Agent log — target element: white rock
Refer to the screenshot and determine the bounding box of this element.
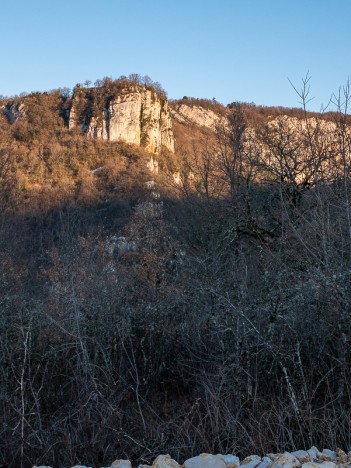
[291,452,310,463]
[152,454,181,468]
[306,448,321,461]
[171,104,226,131]
[70,87,174,154]
[3,102,26,123]
[184,453,226,468]
[257,462,272,468]
[270,452,301,468]
[111,90,171,154]
[172,172,182,185]
[111,460,132,468]
[146,180,155,189]
[321,450,337,461]
[71,465,92,468]
[147,156,159,173]
[302,463,336,468]
[242,462,262,468]
[242,455,262,464]
[215,454,240,467]
[241,456,262,468]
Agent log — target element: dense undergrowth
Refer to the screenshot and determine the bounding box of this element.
[0,83,351,467]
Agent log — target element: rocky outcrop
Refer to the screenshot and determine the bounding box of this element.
[3,101,26,123]
[69,87,174,154]
[171,103,227,130]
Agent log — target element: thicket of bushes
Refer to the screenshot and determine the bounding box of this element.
[0,83,351,467]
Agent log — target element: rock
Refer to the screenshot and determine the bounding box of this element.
[241,456,262,468]
[171,104,226,131]
[306,448,321,461]
[152,454,181,468]
[145,180,155,189]
[291,452,310,463]
[241,463,263,468]
[111,460,132,468]
[320,450,337,461]
[105,235,137,256]
[172,172,182,185]
[242,456,262,464]
[270,452,301,468]
[70,466,92,468]
[258,461,272,468]
[335,448,348,463]
[3,102,26,123]
[69,86,174,154]
[302,463,336,468]
[147,156,159,173]
[215,454,240,468]
[184,453,226,468]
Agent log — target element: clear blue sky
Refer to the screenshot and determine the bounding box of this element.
[1,0,351,110]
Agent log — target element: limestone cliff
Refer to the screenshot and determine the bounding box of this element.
[2,102,26,123]
[171,103,227,130]
[69,86,174,154]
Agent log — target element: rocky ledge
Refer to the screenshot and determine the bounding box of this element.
[33,447,351,468]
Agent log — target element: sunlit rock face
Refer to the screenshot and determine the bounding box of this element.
[171,103,227,130]
[69,87,174,154]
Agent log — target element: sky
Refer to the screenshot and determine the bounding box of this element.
[1,0,351,111]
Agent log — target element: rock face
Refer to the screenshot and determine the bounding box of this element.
[171,103,227,130]
[3,102,26,123]
[69,87,174,154]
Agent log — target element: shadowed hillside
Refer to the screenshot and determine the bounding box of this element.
[0,77,351,467]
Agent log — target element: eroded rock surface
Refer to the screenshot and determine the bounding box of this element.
[171,104,226,130]
[69,87,174,154]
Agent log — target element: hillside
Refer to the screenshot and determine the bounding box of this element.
[0,77,351,467]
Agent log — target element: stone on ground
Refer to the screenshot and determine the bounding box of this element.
[152,454,181,468]
[306,448,321,461]
[184,453,227,468]
[270,452,301,468]
[291,452,310,463]
[111,461,132,468]
[320,450,337,461]
[240,455,263,468]
[302,463,336,468]
[215,454,240,468]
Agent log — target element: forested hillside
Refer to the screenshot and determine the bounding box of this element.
[0,77,351,467]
